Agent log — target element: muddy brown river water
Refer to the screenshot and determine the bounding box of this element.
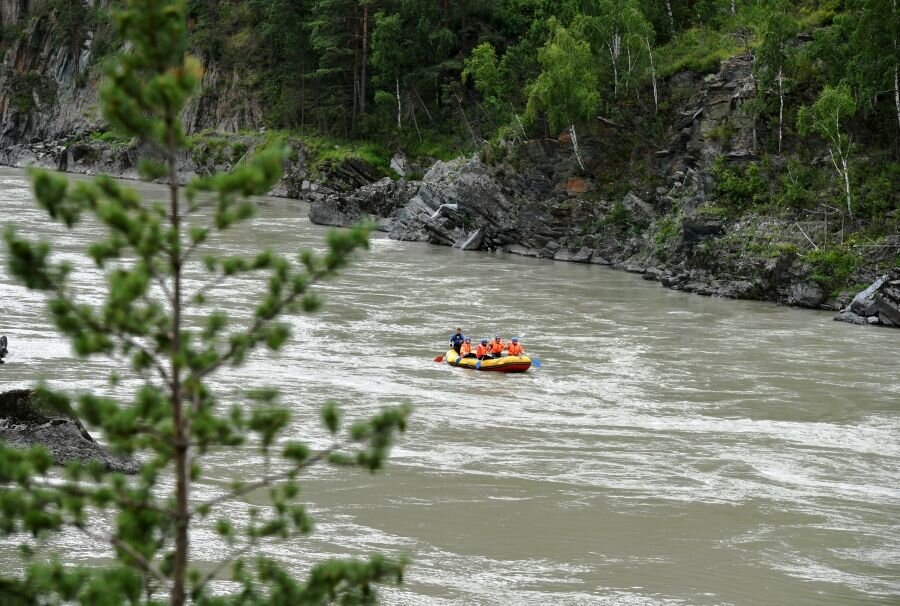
[1,167,898,605]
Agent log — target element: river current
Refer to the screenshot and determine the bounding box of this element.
[1,167,898,605]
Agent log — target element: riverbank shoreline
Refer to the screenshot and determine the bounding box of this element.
[2,149,897,329]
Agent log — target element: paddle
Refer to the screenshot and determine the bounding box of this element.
[433,354,444,362]
[531,357,542,368]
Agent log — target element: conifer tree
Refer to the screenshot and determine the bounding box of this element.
[0,1,409,605]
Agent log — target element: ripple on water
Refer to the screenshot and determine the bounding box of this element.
[1,167,899,605]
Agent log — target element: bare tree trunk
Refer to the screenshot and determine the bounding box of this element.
[456,94,479,146]
[731,0,736,15]
[395,76,402,130]
[777,67,784,153]
[664,0,674,34]
[411,85,435,124]
[361,5,368,116]
[647,37,658,113]
[570,124,585,171]
[411,109,422,142]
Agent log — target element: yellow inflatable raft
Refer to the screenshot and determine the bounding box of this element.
[445,349,532,372]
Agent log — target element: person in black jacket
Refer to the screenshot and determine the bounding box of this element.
[449,327,465,354]
[0,336,7,364]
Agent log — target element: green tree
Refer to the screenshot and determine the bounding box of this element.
[754,0,800,152]
[525,20,599,169]
[842,0,900,134]
[462,42,520,133]
[798,85,858,216]
[0,2,409,605]
[575,0,655,107]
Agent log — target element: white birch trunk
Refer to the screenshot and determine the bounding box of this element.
[570,124,585,171]
[777,67,784,153]
[607,42,618,98]
[829,148,852,216]
[395,76,402,130]
[665,0,674,33]
[647,38,658,113]
[731,0,736,15]
[512,104,527,138]
[841,155,852,216]
[894,62,900,132]
[895,0,899,131]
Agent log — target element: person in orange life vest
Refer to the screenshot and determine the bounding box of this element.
[459,336,475,358]
[476,338,490,360]
[507,337,524,356]
[488,335,504,357]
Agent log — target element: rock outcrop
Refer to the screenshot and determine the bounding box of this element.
[835,272,900,327]
[0,389,138,473]
[307,55,890,315]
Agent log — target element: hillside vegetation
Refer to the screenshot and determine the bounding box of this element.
[0,0,898,296]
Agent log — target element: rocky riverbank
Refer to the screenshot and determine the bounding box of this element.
[1,4,895,327]
[306,56,899,325]
[0,389,138,473]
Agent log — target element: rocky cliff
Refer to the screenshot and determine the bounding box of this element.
[0,0,267,147]
[308,55,899,325]
[1,5,896,326]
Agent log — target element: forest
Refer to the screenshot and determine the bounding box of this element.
[174,0,899,159]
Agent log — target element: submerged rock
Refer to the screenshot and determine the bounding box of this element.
[0,389,138,474]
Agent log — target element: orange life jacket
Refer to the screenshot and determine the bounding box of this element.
[507,342,524,356]
[489,340,504,354]
[460,342,472,355]
[476,344,488,358]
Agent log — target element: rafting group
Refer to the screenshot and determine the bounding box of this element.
[440,327,537,373]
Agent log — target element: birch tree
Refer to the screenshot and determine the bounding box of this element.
[576,0,655,104]
[798,85,858,216]
[370,11,406,131]
[755,0,799,153]
[525,21,599,170]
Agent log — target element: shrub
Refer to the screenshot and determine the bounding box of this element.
[804,247,861,295]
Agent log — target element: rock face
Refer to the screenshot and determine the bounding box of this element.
[836,272,900,327]
[309,177,419,230]
[0,389,138,473]
[302,54,895,323]
[0,1,267,149]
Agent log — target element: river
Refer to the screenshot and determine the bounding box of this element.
[1,166,898,605]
